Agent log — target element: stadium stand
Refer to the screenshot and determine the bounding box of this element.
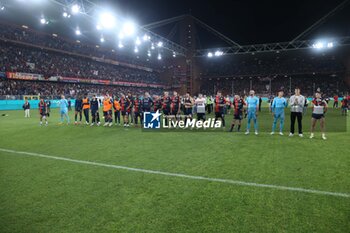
[0,42,163,84]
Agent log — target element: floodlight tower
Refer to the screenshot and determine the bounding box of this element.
[179,15,200,94]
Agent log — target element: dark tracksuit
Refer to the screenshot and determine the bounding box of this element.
[75,99,83,122]
[142,97,154,112]
[90,99,100,123]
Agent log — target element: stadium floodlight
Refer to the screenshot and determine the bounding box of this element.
[135,37,141,45]
[143,34,150,41]
[214,51,223,56]
[100,36,105,43]
[151,43,155,50]
[173,51,176,57]
[207,52,213,58]
[327,42,334,48]
[122,21,136,36]
[98,12,116,29]
[134,47,139,53]
[63,12,70,18]
[147,50,151,57]
[40,18,46,24]
[157,53,162,60]
[157,41,163,47]
[75,28,81,35]
[71,4,80,14]
[312,42,324,49]
[118,32,124,39]
[1,6,4,11]
[118,41,124,48]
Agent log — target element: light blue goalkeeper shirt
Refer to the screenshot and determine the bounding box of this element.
[271,97,287,113]
[59,99,68,112]
[246,96,259,110]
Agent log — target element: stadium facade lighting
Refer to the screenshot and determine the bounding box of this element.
[40,18,46,24]
[75,28,81,35]
[157,53,162,60]
[134,46,139,53]
[135,37,141,45]
[100,36,105,43]
[173,52,176,57]
[122,21,136,36]
[118,32,124,39]
[147,50,151,57]
[214,51,223,56]
[312,42,324,49]
[71,4,80,14]
[157,41,163,47]
[327,42,334,48]
[1,6,4,11]
[62,12,71,18]
[98,12,116,29]
[143,34,150,41]
[151,43,155,50]
[118,41,124,48]
[207,52,213,58]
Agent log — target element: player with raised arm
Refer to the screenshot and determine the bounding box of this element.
[229,94,246,132]
[38,97,48,126]
[245,90,259,135]
[59,95,70,125]
[270,90,287,135]
[310,92,328,140]
[214,91,226,128]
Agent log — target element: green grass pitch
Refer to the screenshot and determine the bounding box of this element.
[0,104,349,233]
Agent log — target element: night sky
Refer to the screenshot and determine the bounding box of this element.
[106,0,350,44]
[1,0,349,48]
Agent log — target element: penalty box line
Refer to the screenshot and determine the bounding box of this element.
[0,148,349,199]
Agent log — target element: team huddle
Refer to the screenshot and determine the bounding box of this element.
[33,87,349,140]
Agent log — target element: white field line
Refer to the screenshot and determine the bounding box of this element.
[0,148,349,198]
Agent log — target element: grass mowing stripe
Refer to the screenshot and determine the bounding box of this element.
[1,147,349,199]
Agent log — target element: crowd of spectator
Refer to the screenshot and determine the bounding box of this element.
[0,79,163,99]
[199,74,349,97]
[198,51,346,77]
[0,23,163,70]
[0,42,163,84]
